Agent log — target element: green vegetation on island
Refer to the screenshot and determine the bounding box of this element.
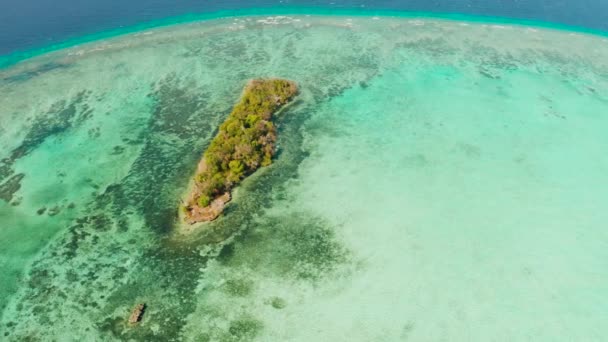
[183,78,298,223]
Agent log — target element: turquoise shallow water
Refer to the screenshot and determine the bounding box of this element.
[1,14,608,341]
[2,8,608,70]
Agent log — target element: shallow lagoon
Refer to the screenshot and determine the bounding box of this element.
[1,15,608,341]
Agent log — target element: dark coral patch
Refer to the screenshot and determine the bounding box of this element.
[0,173,24,202]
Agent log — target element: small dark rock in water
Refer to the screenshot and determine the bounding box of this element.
[270,297,287,309]
[128,303,146,325]
[37,207,47,215]
[479,68,501,79]
[110,145,125,155]
[67,202,76,209]
[10,196,22,206]
[47,206,61,216]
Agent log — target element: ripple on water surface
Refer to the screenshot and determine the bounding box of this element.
[1,15,608,341]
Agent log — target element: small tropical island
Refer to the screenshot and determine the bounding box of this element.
[181,78,298,223]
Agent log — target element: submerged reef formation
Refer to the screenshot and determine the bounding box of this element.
[183,78,298,223]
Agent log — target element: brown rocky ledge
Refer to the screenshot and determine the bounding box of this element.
[128,303,146,325]
[185,191,231,223]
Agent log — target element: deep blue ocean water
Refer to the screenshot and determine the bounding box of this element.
[1,0,608,57]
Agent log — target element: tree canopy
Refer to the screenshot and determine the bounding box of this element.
[184,78,298,220]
